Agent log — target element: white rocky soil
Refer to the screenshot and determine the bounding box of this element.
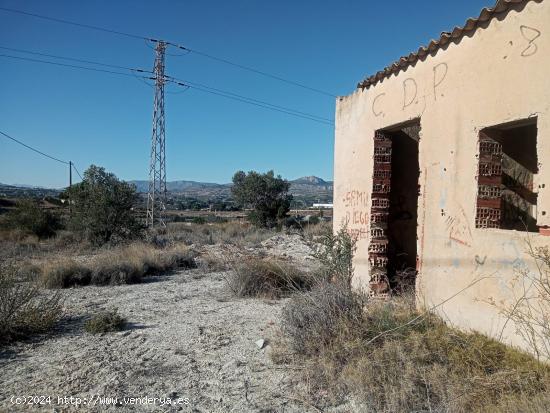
[0,235,340,413]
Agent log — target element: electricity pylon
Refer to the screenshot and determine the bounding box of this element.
[146,41,167,227]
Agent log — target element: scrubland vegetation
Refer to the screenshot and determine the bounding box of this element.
[268,227,550,412]
[2,165,550,412]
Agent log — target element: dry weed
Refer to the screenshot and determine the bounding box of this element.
[0,267,63,343]
[226,257,312,299]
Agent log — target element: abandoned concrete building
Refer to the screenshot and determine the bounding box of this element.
[334,0,549,352]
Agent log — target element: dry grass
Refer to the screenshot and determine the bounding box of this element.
[278,291,550,412]
[226,257,313,299]
[198,253,229,272]
[302,220,332,241]
[0,267,63,344]
[0,228,92,267]
[41,259,91,288]
[159,221,274,247]
[40,243,197,288]
[282,281,365,355]
[84,309,126,334]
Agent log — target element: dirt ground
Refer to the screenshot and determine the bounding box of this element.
[0,235,355,412]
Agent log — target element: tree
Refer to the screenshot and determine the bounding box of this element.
[231,170,292,228]
[67,165,142,245]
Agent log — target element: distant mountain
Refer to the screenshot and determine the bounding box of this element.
[130,180,226,193]
[291,176,332,186]
[130,176,332,195]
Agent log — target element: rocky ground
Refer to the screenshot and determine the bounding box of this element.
[0,235,346,413]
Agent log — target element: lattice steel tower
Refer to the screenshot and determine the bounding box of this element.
[146,41,167,227]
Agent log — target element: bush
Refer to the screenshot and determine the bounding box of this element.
[314,225,356,286]
[4,200,62,239]
[283,216,302,229]
[84,309,126,334]
[0,267,63,343]
[66,165,142,245]
[191,216,207,225]
[231,170,292,228]
[227,257,312,299]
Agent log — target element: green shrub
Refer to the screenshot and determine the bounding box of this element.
[4,200,62,239]
[0,267,63,343]
[66,165,142,245]
[191,216,207,225]
[314,225,356,286]
[231,170,292,228]
[84,309,126,334]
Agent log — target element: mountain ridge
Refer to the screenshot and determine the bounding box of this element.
[128,176,333,194]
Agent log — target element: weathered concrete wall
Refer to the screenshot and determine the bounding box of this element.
[334,0,550,352]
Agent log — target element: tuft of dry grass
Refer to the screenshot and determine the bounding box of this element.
[226,257,313,299]
[40,243,197,288]
[0,267,63,343]
[161,221,274,247]
[278,291,550,412]
[41,259,91,288]
[198,253,229,272]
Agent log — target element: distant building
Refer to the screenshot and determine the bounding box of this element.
[334,0,549,356]
[311,203,333,209]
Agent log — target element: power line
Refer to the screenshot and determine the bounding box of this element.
[0,6,337,98]
[170,80,333,125]
[1,52,333,125]
[0,6,149,41]
[0,130,69,165]
[0,45,152,74]
[0,53,151,79]
[72,163,83,181]
[166,75,334,123]
[171,44,337,98]
[2,129,86,184]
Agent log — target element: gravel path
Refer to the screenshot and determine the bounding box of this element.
[0,269,318,412]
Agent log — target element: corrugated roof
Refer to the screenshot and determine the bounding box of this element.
[357,0,536,90]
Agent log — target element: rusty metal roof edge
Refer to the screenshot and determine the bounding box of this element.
[357,0,531,90]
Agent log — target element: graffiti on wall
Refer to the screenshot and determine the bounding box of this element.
[520,25,541,57]
[342,189,370,240]
[445,206,473,247]
[371,62,449,117]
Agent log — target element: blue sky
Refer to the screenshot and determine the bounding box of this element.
[0,0,491,188]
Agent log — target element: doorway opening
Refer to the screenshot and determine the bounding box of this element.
[369,120,420,295]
